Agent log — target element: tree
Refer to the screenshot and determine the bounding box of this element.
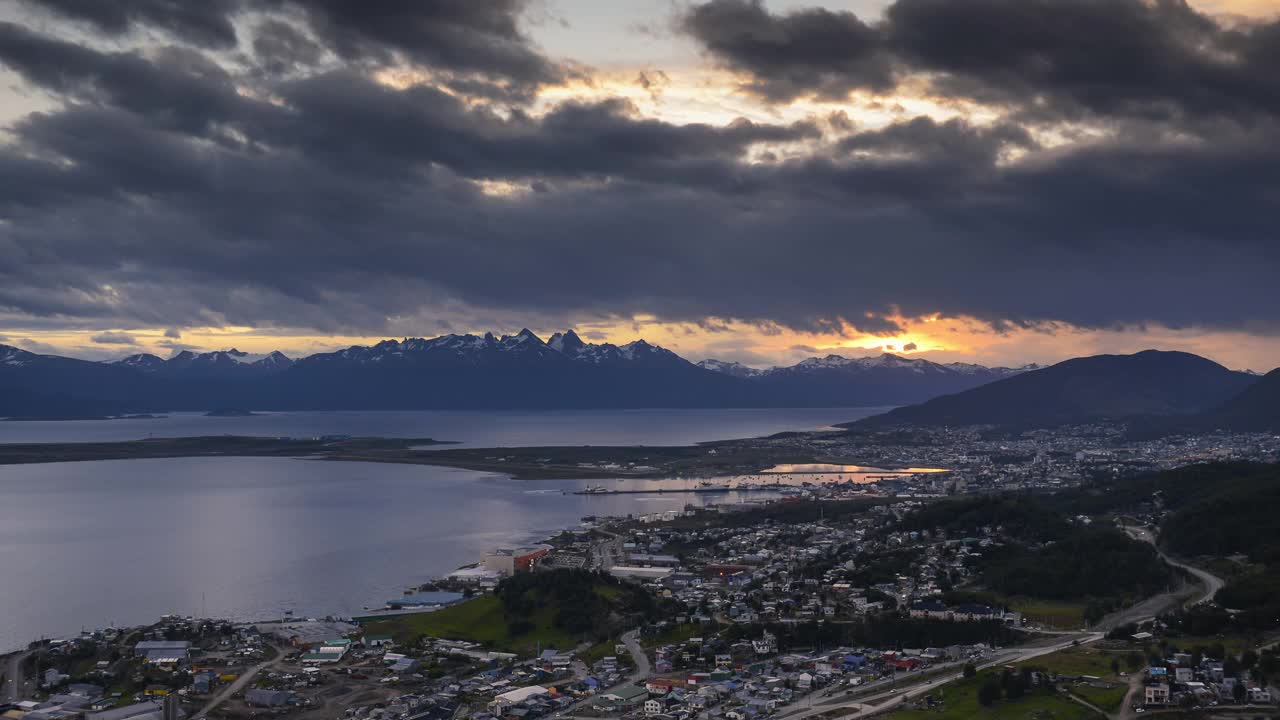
[977,680,1002,707]
[1241,649,1258,669]
[1110,659,1121,675]
[963,663,977,679]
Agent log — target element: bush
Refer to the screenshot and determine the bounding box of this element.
[978,680,1002,706]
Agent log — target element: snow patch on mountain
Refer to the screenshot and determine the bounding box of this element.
[696,359,764,378]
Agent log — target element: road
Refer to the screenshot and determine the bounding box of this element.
[775,631,1104,720]
[3,651,30,704]
[1124,526,1224,608]
[192,646,282,719]
[619,630,650,685]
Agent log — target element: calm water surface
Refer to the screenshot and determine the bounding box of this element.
[0,407,886,446]
[0,408,889,651]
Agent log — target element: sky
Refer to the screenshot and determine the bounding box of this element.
[1,0,1279,372]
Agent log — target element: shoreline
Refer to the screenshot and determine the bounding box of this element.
[0,434,943,479]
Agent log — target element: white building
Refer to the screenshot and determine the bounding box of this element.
[489,685,547,711]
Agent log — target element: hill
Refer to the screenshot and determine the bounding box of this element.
[358,569,661,656]
[850,350,1256,430]
[1192,368,1280,432]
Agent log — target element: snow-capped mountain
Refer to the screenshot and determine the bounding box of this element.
[695,359,764,379]
[111,348,294,379]
[300,329,691,371]
[696,352,1042,407]
[1,344,36,367]
[2,333,1054,417]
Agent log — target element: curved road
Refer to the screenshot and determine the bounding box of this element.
[1123,526,1224,608]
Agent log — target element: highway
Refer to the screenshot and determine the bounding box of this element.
[774,631,1104,720]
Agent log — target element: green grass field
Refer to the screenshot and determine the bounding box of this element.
[360,595,582,656]
[1024,646,1120,677]
[1009,598,1088,629]
[1018,646,1132,713]
[1071,682,1129,712]
[889,671,1098,720]
[642,622,711,649]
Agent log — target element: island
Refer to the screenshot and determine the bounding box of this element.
[0,435,457,466]
[205,408,261,417]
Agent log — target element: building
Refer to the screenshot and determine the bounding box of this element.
[1145,684,1169,706]
[245,689,291,707]
[592,686,649,712]
[489,685,548,712]
[752,631,776,656]
[301,640,350,663]
[133,641,191,665]
[386,592,466,609]
[610,566,674,581]
[86,701,167,720]
[483,546,551,575]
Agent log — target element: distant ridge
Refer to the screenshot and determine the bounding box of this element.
[851,350,1259,430]
[699,353,1038,407]
[1192,368,1280,433]
[0,338,1253,420]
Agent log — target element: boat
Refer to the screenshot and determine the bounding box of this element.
[579,485,609,494]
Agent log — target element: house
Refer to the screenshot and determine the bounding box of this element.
[1174,668,1193,683]
[752,631,777,656]
[647,679,684,696]
[644,699,666,715]
[1248,687,1272,703]
[1144,684,1169,706]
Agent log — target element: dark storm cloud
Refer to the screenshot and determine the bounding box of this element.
[681,0,1280,123]
[250,19,324,76]
[0,9,1278,339]
[18,0,568,98]
[885,0,1280,122]
[679,0,893,102]
[257,0,567,96]
[89,331,139,345]
[18,0,241,48]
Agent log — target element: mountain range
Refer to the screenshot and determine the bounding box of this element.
[4,335,1275,432]
[698,354,1038,406]
[852,350,1270,431]
[0,330,1038,417]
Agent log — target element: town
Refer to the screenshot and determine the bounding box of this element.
[5,451,1279,720]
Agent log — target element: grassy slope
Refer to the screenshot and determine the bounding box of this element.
[361,595,579,656]
[889,671,1097,720]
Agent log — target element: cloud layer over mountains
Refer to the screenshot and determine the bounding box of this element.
[0,0,1277,342]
